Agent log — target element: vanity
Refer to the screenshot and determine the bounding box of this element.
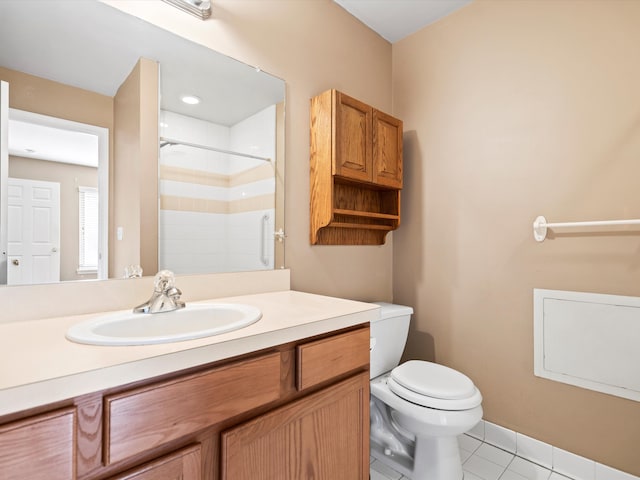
[0,287,377,480]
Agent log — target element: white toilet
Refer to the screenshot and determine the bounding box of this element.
[370,303,483,480]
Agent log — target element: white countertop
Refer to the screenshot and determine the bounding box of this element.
[0,290,378,417]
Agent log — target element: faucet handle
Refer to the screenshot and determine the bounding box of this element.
[165,286,182,299]
[154,269,175,292]
[166,286,186,310]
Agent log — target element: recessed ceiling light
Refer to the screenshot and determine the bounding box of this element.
[181,95,201,105]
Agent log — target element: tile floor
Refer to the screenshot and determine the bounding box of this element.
[370,435,578,480]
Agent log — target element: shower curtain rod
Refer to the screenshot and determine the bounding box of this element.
[533,215,640,242]
[159,136,271,162]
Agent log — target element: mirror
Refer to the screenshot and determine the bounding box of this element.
[0,0,285,285]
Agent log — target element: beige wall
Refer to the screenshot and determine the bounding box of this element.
[112,58,159,278]
[9,156,98,282]
[104,0,394,301]
[392,0,640,475]
[0,67,114,131]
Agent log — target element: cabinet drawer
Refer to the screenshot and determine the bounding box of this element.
[105,352,281,465]
[111,444,201,480]
[0,407,76,479]
[297,327,369,390]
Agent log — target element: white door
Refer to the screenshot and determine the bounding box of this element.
[0,80,8,284]
[7,178,60,285]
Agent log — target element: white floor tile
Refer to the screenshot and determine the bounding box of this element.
[475,443,515,467]
[549,473,574,480]
[469,420,486,441]
[459,434,483,453]
[461,448,475,463]
[367,432,640,480]
[371,459,403,480]
[464,455,508,480]
[501,471,530,480]
[464,472,486,480]
[371,468,392,480]
[507,457,551,480]
[485,422,517,453]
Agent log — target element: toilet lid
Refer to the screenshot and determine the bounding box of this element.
[388,360,482,411]
[391,360,476,400]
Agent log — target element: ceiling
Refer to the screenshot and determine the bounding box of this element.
[0,1,284,127]
[334,0,472,43]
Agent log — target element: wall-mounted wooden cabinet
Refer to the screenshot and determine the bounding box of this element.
[310,89,403,245]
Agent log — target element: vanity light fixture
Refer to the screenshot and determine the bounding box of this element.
[161,0,212,20]
[181,95,201,105]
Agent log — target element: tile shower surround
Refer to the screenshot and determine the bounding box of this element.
[370,420,638,480]
[158,107,276,273]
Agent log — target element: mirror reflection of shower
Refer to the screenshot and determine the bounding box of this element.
[158,106,276,274]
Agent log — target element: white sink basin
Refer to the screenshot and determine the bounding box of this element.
[65,303,262,346]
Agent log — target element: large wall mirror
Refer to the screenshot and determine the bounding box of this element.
[0,0,285,286]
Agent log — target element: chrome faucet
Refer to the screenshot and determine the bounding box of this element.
[133,270,186,314]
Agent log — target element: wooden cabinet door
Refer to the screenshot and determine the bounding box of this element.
[333,91,373,183]
[221,372,369,480]
[111,445,201,480]
[0,407,75,480]
[372,109,403,188]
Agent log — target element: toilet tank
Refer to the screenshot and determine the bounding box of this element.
[370,302,413,379]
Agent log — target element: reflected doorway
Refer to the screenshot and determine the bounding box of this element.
[0,105,109,284]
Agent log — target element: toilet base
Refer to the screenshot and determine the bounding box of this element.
[371,395,464,480]
[372,434,463,480]
[413,435,463,480]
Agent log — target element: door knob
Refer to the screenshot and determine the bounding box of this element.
[12,259,19,266]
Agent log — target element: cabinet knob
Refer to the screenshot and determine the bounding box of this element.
[12,259,19,266]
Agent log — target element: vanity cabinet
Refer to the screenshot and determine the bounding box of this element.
[220,373,369,480]
[0,407,75,479]
[0,325,370,480]
[221,327,370,479]
[310,89,403,245]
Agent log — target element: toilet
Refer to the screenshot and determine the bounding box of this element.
[370,303,483,480]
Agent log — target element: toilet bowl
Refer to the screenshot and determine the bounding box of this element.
[370,303,483,480]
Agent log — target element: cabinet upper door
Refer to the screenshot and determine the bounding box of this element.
[333,91,373,183]
[372,109,403,189]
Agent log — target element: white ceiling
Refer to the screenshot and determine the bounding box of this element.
[334,0,472,43]
[0,1,284,127]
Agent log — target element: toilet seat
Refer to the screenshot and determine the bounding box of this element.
[388,361,482,411]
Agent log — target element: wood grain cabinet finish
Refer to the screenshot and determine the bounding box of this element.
[372,109,403,188]
[105,352,281,465]
[0,325,370,480]
[333,92,373,183]
[310,89,403,245]
[0,407,76,480]
[220,372,370,480]
[110,444,201,480]
[297,327,370,390]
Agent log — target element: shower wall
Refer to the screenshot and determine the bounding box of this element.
[158,107,276,274]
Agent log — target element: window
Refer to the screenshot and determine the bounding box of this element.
[78,186,98,273]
